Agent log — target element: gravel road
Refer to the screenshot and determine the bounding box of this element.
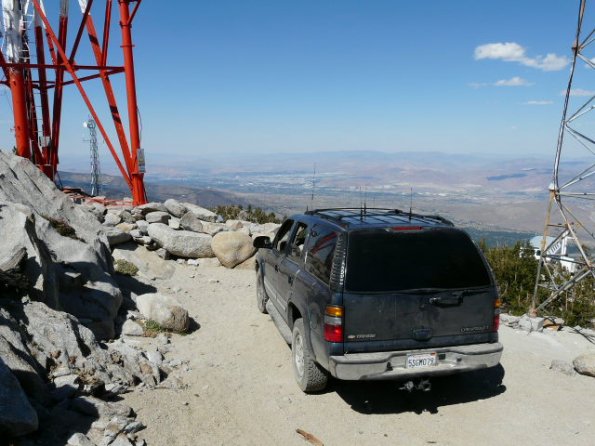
[123,263,595,446]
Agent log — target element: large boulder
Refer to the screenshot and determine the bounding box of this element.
[573,354,595,377]
[182,203,217,222]
[211,232,256,268]
[164,199,187,218]
[112,243,175,280]
[136,293,189,332]
[0,357,38,437]
[179,212,204,233]
[147,223,214,258]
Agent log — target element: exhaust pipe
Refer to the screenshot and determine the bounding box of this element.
[417,379,431,392]
[400,380,416,392]
[399,379,432,392]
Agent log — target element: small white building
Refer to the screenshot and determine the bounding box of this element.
[528,235,577,273]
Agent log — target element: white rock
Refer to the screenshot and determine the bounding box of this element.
[225,219,244,230]
[164,199,187,218]
[67,433,96,446]
[104,212,121,226]
[136,293,189,332]
[136,220,149,235]
[121,320,144,337]
[573,353,595,377]
[168,217,181,230]
[145,211,170,224]
[136,202,168,215]
[211,231,256,268]
[518,315,544,332]
[182,203,217,222]
[116,222,136,233]
[145,350,163,366]
[112,244,175,281]
[103,226,132,247]
[148,223,214,258]
[179,212,204,233]
[200,221,228,236]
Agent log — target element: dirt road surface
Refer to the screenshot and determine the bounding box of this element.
[123,264,595,446]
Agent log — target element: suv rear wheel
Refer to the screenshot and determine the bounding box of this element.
[292,319,328,392]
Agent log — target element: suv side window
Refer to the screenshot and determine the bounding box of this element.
[305,224,338,284]
[273,219,294,252]
[289,222,309,261]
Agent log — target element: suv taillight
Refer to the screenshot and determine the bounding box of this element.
[492,298,502,332]
[324,305,344,342]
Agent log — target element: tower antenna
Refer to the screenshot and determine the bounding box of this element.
[409,187,413,221]
[83,118,100,197]
[532,0,595,315]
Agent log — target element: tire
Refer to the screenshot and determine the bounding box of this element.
[256,271,269,314]
[291,319,328,392]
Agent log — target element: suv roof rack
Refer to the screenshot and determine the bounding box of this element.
[305,208,454,227]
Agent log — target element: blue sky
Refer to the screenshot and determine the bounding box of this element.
[2,0,593,167]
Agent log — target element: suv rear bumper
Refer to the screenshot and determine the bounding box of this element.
[328,342,503,381]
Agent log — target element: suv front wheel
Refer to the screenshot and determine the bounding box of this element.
[291,319,328,392]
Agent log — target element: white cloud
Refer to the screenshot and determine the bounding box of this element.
[474,42,569,71]
[469,76,532,88]
[494,76,532,87]
[523,100,553,105]
[562,88,595,96]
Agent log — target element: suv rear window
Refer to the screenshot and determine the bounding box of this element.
[345,227,491,292]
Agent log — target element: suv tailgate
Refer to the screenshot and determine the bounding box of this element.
[342,227,497,352]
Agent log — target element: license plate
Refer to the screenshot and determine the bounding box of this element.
[406,353,437,369]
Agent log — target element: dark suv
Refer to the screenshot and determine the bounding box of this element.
[253,208,503,392]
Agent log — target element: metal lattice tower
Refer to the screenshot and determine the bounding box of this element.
[0,0,147,205]
[84,118,100,196]
[532,0,595,314]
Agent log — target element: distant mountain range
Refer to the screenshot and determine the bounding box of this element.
[58,150,595,235]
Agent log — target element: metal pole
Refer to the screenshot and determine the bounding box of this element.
[119,0,146,205]
[9,68,31,158]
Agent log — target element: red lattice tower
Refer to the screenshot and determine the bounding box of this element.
[0,0,147,205]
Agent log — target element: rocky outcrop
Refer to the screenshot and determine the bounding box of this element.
[211,232,256,268]
[0,296,189,444]
[147,223,214,258]
[0,201,121,340]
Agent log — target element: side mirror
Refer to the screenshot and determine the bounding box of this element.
[253,236,272,249]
